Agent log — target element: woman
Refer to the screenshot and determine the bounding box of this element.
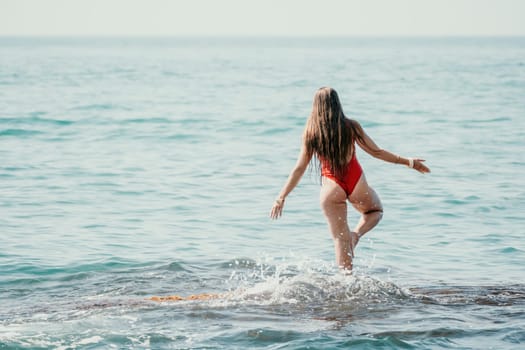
[270,87,430,271]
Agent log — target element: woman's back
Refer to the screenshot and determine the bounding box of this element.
[303,88,362,177]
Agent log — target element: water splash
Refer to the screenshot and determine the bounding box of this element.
[151,256,411,320]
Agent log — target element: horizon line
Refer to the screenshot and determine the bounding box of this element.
[1,34,524,39]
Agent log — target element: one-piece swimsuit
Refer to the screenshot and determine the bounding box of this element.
[321,153,363,196]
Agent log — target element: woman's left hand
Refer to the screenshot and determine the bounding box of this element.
[413,159,431,174]
[270,198,285,219]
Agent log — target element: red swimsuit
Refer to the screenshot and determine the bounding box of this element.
[321,153,363,196]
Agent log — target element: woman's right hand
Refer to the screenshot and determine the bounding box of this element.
[270,197,285,219]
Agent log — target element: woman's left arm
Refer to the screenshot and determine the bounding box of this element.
[270,142,313,219]
[354,121,431,174]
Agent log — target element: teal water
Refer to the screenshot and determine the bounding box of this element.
[1,37,524,349]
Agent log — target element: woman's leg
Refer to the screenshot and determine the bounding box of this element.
[348,174,383,240]
[320,178,357,270]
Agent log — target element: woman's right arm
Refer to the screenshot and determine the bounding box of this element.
[353,120,430,174]
[270,141,313,219]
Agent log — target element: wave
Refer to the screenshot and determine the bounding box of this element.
[1,115,73,126]
[2,257,525,350]
[0,128,44,137]
[144,258,525,317]
[411,284,525,307]
[0,257,151,281]
[145,258,412,318]
[4,256,525,308]
[4,256,525,318]
[122,117,173,124]
[70,103,131,111]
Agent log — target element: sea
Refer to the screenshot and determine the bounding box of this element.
[1,36,524,349]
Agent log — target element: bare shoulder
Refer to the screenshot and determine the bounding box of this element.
[345,117,359,126]
[346,118,364,134]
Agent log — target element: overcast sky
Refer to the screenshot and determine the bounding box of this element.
[1,0,524,37]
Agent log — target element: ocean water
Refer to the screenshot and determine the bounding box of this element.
[0,36,524,349]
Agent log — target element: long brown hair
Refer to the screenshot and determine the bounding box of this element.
[303,87,362,177]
